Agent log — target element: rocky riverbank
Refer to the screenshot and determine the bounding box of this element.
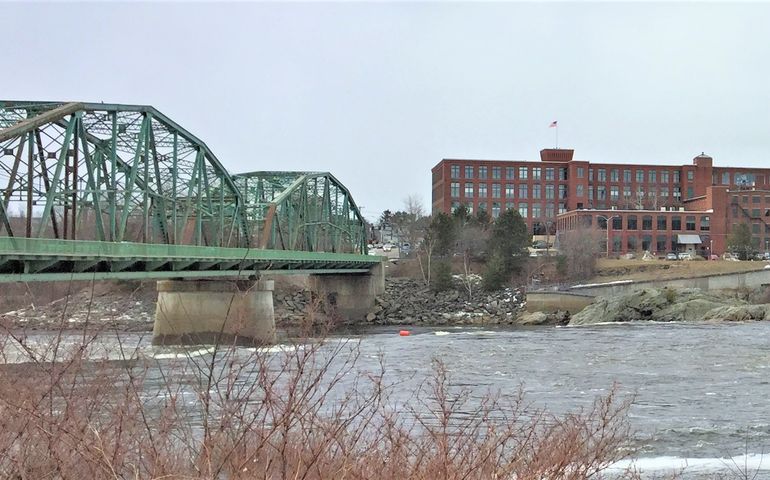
[570,286,770,325]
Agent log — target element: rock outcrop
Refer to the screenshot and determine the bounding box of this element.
[363,277,527,326]
[570,286,770,325]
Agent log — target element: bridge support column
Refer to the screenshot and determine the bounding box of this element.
[153,279,276,346]
[310,261,385,321]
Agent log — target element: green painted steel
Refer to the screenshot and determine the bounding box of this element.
[0,237,380,281]
[0,101,249,247]
[232,171,367,253]
[0,101,376,282]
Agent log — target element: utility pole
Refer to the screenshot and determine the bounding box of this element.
[598,214,620,258]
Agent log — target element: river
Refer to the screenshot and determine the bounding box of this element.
[4,321,770,478]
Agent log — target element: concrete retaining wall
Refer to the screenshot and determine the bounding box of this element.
[526,292,595,313]
[568,268,770,298]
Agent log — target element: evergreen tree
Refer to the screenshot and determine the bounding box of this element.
[482,209,530,290]
[727,223,754,260]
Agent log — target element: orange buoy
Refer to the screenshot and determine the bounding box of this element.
[399,330,411,336]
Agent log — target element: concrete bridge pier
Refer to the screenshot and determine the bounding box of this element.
[153,279,276,346]
[310,261,385,321]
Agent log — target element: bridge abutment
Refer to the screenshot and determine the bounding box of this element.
[153,279,276,346]
[310,261,385,321]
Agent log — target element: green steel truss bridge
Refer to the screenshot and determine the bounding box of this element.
[0,101,377,282]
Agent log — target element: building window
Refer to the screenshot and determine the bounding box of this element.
[636,170,644,183]
[660,187,669,198]
[589,168,594,181]
[491,183,501,198]
[753,196,761,204]
[451,201,460,212]
[628,215,638,230]
[478,202,487,213]
[687,170,694,181]
[700,216,710,231]
[752,208,761,218]
[464,183,474,198]
[532,167,541,180]
[492,166,501,179]
[642,215,653,230]
[451,165,460,179]
[722,172,730,185]
[627,236,638,251]
[752,223,760,234]
[623,186,632,200]
[519,184,528,199]
[532,184,541,199]
[672,216,681,230]
[492,202,501,218]
[648,170,657,184]
[598,169,606,182]
[674,171,681,183]
[612,236,622,252]
[598,216,608,229]
[588,187,594,201]
[559,204,567,214]
[656,235,667,253]
[598,186,606,200]
[518,203,528,218]
[519,167,528,180]
[657,216,667,230]
[577,167,585,178]
[505,184,515,198]
[612,217,622,230]
[611,169,619,182]
[687,187,694,198]
[642,234,652,251]
[546,168,555,180]
[546,204,555,217]
[532,204,541,218]
[610,186,619,201]
[661,170,669,183]
[505,202,514,211]
[450,182,460,198]
[624,169,632,183]
[479,166,488,180]
[559,184,567,199]
[559,167,568,181]
[576,184,584,197]
[505,167,515,179]
[673,187,681,199]
[545,184,554,199]
[464,165,474,179]
[478,183,488,198]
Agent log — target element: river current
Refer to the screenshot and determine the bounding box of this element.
[5,321,770,478]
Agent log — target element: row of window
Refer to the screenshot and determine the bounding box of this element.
[449,164,695,184]
[450,201,567,219]
[588,185,685,200]
[449,182,567,200]
[588,215,710,231]
[607,235,705,253]
[450,165,568,181]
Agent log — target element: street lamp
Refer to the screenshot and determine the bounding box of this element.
[597,214,620,258]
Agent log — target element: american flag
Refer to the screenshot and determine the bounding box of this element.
[549,121,558,128]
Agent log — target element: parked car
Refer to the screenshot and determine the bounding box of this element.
[677,252,693,260]
[382,244,393,252]
[666,252,678,261]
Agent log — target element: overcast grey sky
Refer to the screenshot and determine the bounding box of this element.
[3,2,770,220]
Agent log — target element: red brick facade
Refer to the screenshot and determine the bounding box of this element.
[431,150,770,255]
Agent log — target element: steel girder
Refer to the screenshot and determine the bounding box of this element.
[233,171,367,254]
[0,101,250,247]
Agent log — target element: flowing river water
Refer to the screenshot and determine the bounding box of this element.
[4,321,770,478]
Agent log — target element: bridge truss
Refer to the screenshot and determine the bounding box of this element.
[0,101,375,281]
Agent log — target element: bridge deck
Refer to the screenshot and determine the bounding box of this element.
[0,238,381,282]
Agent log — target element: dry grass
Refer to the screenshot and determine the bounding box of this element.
[0,285,645,479]
[590,258,768,284]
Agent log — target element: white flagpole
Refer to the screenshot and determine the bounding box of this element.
[556,123,558,149]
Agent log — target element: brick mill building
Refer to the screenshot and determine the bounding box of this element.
[431,149,770,256]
